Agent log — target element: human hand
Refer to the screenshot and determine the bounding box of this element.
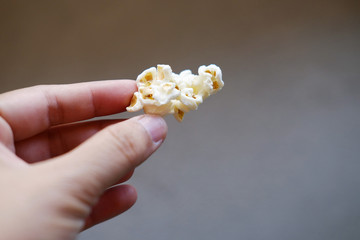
[0,80,167,240]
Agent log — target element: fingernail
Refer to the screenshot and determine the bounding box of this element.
[136,115,167,144]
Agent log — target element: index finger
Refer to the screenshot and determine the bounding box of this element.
[0,80,137,141]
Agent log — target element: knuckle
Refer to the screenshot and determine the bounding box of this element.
[106,122,149,168]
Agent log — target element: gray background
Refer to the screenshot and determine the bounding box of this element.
[1,0,360,239]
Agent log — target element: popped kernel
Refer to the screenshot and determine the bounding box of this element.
[127,64,224,122]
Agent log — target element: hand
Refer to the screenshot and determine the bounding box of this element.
[0,80,167,240]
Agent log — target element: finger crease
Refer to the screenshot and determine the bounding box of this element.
[42,87,65,126]
[88,86,98,118]
[48,126,67,157]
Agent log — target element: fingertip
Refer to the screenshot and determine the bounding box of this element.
[110,184,138,207]
[116,169,135,184]
[134,115,168,146]
[83,184,137,230]
[119,79,138,92]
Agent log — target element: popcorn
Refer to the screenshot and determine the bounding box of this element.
[126,64,224,122]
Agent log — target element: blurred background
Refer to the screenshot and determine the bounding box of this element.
[1,0,360,239]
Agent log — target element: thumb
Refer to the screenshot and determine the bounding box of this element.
[50,114,167,196]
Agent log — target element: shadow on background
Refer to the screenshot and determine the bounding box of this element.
[1,1,360,239]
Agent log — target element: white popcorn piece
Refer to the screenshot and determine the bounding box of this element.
[127,64,224,122]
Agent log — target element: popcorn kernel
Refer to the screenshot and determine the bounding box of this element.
[126,64,223,122]
[129,95,137,107]
[213,81,219,90]
[145,72,153,81]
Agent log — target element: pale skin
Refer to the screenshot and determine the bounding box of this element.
[0,80,168,240]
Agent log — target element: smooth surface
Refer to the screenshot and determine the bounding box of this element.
[1,1,360,239]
